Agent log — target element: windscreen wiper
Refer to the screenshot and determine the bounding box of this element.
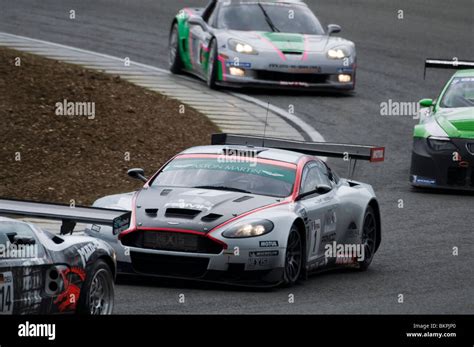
[193,185,253,194]
[258,3,280,32]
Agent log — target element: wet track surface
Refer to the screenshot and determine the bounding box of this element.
[1,0,473,313]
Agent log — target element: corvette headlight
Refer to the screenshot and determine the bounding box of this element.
[327,48,349,59]
[427,136,457,151]
[229,39,258,55]
[222,219,274,238]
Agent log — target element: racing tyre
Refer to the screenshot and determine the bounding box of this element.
[282,225,303,286]
[207,38,219,89]
[77,260,114,315]
[169,23,183,74]
[357,206,377,271]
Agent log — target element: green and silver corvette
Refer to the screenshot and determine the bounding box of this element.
[168,0,356,91]
[410,59,474,190]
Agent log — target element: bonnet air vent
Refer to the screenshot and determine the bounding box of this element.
[145,208,158,216]
[233,196,254,203]
[165,208,201,219]
[282,51,302,55]
[201,213,223,222]
[160,189,172,196]
[52,236,64,244]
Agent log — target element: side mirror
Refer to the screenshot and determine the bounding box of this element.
[419,98,434,108]
[316,184,332,195]
[327,24,342,35]
[127,168,148,182]
[188,16,207,30]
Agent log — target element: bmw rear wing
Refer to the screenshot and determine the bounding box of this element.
[424,58,474,78]
[0,199,131,235]
[211,133,385,178]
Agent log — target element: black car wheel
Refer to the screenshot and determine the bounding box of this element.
[169,23,183,74]
[77,260,114,315]
[207,39,218,89]
[357,206,377,271]
[283,225,303,286]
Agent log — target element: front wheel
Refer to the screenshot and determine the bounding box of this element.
[77,260,114,315]
[207,39,219,89]
[169,23,183,74]
[282,226,303,286]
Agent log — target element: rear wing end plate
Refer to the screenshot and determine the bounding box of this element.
[0,199,131,235]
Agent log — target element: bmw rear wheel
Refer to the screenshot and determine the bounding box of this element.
[357,206,377,271]
[283,226,303,286]
[169,23,183,74]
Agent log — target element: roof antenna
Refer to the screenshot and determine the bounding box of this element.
[262,102,270,147]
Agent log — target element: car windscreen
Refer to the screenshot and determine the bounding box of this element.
[151,156,296,198]
[217,2,324,34]
[440,77,474,108]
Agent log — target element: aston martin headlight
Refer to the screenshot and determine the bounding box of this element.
[222,219,274,238]
[327,48,349,59]
[228,39,258,55]
[427,136,457,151]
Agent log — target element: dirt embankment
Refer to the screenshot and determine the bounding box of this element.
[0,48,219,205]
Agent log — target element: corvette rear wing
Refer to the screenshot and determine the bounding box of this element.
[424,58,474,78]
[211,133,385,178]
[0,199,131,235]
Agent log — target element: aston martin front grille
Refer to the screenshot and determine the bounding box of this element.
[121,230,223,254]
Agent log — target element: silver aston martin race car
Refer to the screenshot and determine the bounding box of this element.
[169,0,357,91]
[84,134,384,287]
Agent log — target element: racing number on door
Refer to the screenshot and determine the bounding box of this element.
[0,272,14,314]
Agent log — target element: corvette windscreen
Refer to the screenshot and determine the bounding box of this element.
[152,157,296,198]
[217,3,324,35]
[440,77,474,108]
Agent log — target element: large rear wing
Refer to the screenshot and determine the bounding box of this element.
[424,58,474,78]
[0,199,131,235]
[211,133,385,162]
[211,133,384,178]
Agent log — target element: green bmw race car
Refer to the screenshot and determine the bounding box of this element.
[410,59,474,190]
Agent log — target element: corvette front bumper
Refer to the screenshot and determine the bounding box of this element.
[216,52,356,91]
[217,71,355,90]
[410,137,474,191]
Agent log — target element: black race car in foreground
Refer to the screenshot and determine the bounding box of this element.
[0,201,130,314]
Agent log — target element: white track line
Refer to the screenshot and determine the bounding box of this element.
[0,32,325,143]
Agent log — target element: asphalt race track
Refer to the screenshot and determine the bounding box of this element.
[1,0,473,313]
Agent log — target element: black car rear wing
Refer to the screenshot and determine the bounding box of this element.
[424,58,474,78]
[211,133,385,178]
[0,199,131,235]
